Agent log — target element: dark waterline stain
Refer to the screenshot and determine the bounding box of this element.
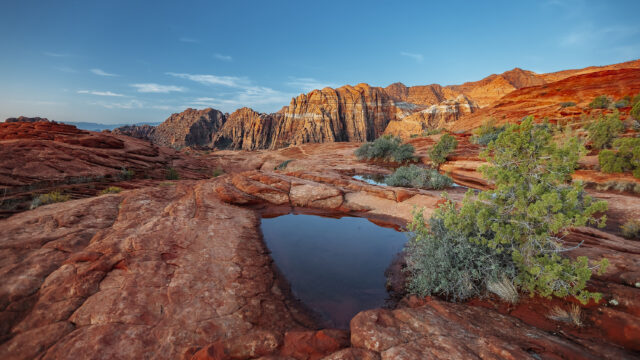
[261,213,407,329]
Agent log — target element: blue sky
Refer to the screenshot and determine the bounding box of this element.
[1,0,639,124]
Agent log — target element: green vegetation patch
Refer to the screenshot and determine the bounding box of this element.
[354,135,415,162]
[31,190,71,209]
[587,112,624,150]
[100,186,123,194]
[166,167,180,180]
[598,137,640,178]
[588,95,612,109]
[384,165,452,190]
[405,117,609,304]
[428,134,458,166]
[470,119,506,146]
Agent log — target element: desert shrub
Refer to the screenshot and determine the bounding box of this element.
[404,207,516,302]
[471,119,506,146]
[428,134,458,166]
[166,167,180,180]
[274,159,293,170]
[614,99,630,108]
[119,167,135,180]
[406,117,609,304]
[632,101,640,121]
[620,219,640,240]
[211,168,225,177]
[595,180,640,194]
[384,165,453,190]
[423,128,443,136]
[30,190,71,209]
[560,101,577,108]
[587,112,624,149]
[354,135,415,162]
[100,186,122,194]
[589,95,612,109]
[598,138,640,178]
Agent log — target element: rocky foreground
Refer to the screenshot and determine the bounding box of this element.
[1,122,640,359]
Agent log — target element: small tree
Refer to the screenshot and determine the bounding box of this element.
[588,95,612,109]
[471,119,506,146]
[587,112,624,150]
[405,117,609,304]
[428,134,458,166]
[598,138,640,178]
[631,101,640,121]
[354,135,415,162]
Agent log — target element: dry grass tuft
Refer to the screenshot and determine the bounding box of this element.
[487,276,519,304]
[548,304,583,327]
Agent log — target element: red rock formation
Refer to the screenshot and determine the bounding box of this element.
[212,107,279,150]
[450,68,640,132]
[270,84,398,148]
[384,95,479,138]
[4,116,51,123]
[152,108,226,149]
[111,124,156,141]
[0,121,217,217]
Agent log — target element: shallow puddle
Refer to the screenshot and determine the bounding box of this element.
[261,213,407,329]
[352,174,387,186]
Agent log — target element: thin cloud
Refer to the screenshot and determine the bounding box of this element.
[560,24,640,47]
[44,51,71,57]
[91,99,144,109]
[166,72,248,87]
[214,53,233,62]
[179,37,199,43]
[77,90,125,97]
[400,52,424,63]
[130,83,187,93]
[286,77,337,92]
[90,68,119,77]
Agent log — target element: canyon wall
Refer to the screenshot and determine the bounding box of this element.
[112,59,640,150]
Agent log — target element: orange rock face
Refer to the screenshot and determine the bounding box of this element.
[212,107,280,150]
[450,67,640,132]
[0,121,218,217]
[152,107,226,149]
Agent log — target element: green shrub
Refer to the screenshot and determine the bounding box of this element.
[595,180,640,194]
[166,167,180,180]
[119,167,135,180]
[428,134,458,166]
[423,128,443,136]
[621,219,640,240]
[274,160,293,170]
[598,138,640,178]
[100,186,122,194]
[354,135,415,162]
[560,101,577,108]
[404,207,516,302]
[589,95,612,109]
[406,117,609,305]
[631,101,640,121]
[471,119,506,146]
[384,165,453,190]
[614,99,630,108]
[211,168,225,177]
[30,190,71,209]
[587,112,624,149]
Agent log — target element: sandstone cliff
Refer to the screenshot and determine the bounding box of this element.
[152,107,225,149]
[385,95,479,138]
[110,59,640,150]
[212,107,279,150]
[112,124,156,141]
